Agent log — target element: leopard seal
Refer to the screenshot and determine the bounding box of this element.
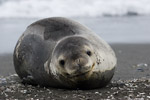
[13,17,117,89]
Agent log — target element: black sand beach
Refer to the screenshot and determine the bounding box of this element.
[0,44,150,99]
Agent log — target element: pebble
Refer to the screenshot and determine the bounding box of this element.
[147,96,150,98]
[0,74,150,99]
[137,63,148,67]
[94,92,99,94]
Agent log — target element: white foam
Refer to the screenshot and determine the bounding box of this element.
[0,0,150,18]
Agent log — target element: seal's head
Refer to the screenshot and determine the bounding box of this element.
[50,36,96,84]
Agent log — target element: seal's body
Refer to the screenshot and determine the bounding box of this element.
[13,17,117,89]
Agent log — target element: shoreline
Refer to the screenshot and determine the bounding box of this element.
[1,43,150,79]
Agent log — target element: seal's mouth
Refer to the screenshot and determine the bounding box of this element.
[69,63,95,78]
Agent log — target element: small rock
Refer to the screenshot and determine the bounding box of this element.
[147,96,150,98]
[137,63,148,67]
[137,68,144,72]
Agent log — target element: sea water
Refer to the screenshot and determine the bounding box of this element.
[0,0,150,18]
[0,16,150,54]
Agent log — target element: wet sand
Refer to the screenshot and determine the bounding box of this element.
[0,44,150,99]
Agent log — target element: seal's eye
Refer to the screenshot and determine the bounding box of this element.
[59,60,65,66]
[86,51,92,56]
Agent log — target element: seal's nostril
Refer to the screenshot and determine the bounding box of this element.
[77,58,81,64]
[75,58,88,70]
[76,58,83,66]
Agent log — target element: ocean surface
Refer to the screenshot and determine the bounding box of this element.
[0,0,150,54]
[0,16,150,54]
